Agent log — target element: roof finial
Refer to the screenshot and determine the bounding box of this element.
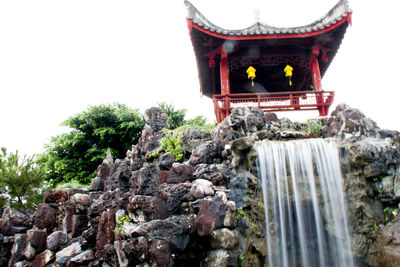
[254,8,261,23]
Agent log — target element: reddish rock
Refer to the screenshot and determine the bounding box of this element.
[43,189,68,203]
[123,236,148,262]
[159,171,170,185]
[0,208,33,235]
[71,215,89,237]
[167,163,194,184]
[34,204,56,232]
[192,194,228,236]
[127,195,168,221]
[29,250,55,267]
[149,240,173,267]
[95,209,115,258]
[70,249,95,264]
[8,234,27,265]
[27,230,47,250]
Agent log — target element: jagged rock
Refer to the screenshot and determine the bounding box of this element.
[88,189,127,219]
[34,204,56,232]
[231,136,257,169]
[264,112,278,122]
[130,163,160,196]
[189,141,222,165]
[21,230,47,259]
[132,219,183,240]
[8,234,27,266]
[89,177,103,191]
[70,249,95,263]
[144,107,169,132]
[69,193,92,213]
[367,217,400,267]
[158,183,191,215]
[104,158,131,192]
[70,214,89,237]
[96,150,113,179]
[158,152,175,171]
[245,107,265,132]
[0,208,33,235]
[167,163,194,184]
[324,104,380,138]
[43,189,69,203]
[123,236,148,263]
[46,231,68,251]
[180,127,212,154]
[192,193,228,236]
[193,163,230,185]
[29,250,54,267]
[114,241,128,267]
[210,228,239,249]
[127,195,168,221]
[55,242,82,263]
[204,249,229,267]
[149,239,173,267]
[95,209,115,258]
[189,179,214,199]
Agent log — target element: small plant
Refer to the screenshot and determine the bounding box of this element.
[151,129,183,161]
[299,120,323,137]
[236,207,245,220]
[373,223,380,234]
[116,215,132,234]
[239,254,245,261]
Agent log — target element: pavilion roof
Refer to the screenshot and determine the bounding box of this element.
[185,0,352,39]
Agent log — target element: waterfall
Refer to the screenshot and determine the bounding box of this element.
[256,139,354,267]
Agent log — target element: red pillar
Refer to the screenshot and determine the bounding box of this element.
[310,47,326,116]
[220,52,230,95]
[310,48,322,92]
[220,52,230,120]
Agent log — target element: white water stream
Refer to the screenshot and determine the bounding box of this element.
[256,139,354,267]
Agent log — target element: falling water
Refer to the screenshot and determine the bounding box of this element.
[256,139,354,267]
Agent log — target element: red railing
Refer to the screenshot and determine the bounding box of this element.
[213,90,334,123]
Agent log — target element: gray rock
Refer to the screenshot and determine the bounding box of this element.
[34,204,56,232]
[167,163,194,184]
[70,249,95,263]
[130,163,160,196]
[189,179,214,199]
[189,141,222,165]
[204,249,229,267]
[89,177,103,191]
[46,231,68,251]
[210,228,239,249]
[158,152,175,171]
[55,242,82,262]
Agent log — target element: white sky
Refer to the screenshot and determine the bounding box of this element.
[1,0,399,156]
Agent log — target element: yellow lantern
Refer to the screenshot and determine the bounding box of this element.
[246,66,256,86]
[284,64,293,86]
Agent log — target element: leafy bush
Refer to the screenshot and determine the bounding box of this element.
[151,129,184,161]
[0,147,47,210]
[41,103,144,184]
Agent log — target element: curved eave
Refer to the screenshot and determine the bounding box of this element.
[187,14,351,41]
[185,0,352,40]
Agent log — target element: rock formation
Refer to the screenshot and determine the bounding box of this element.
[1,104,400,266]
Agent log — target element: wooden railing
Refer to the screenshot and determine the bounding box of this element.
[213,91,334,123]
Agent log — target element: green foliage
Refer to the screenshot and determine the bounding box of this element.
[294,120,323,137]
[239,254,245,261]
[116,215,132,234]
[0,147,46,210]
[236,207,245,220]
[41,103,144,184]
[55,179,89,190]
[151,129,184,162]
[158,102,187,130]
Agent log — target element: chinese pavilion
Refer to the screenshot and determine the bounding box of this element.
[185,0,352,123]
